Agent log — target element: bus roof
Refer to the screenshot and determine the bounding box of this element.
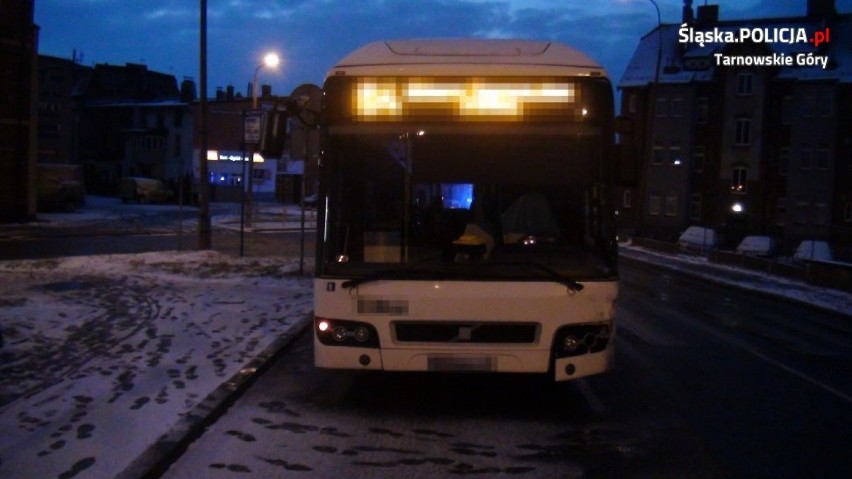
[327,39,608,79]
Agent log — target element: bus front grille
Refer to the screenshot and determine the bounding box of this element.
[393,322,538,344]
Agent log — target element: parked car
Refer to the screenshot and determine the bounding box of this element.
[736,235,776,257]
[119,177,171,204]
[677,226,716,253]
[793,240,832,262]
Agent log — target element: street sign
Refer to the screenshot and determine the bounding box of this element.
[244,112,262,144]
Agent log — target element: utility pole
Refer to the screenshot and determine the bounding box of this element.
[197,0,212,249]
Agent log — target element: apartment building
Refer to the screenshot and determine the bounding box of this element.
[618,0,851,258]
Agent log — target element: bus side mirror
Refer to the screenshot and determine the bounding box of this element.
[259,109,289,159]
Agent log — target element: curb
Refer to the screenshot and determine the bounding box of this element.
[115,313,313,479]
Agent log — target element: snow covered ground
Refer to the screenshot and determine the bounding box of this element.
[0,251,313,479]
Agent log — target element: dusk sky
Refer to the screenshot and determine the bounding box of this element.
[35,0,852,99]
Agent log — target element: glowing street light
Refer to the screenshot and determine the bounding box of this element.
[245,51,279,232]
[252,52,280,109]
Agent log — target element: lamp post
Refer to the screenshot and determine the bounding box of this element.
[246,52,279,228]
[197,0,211,249]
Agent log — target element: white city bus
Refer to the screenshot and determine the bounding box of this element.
[313,39,619,381]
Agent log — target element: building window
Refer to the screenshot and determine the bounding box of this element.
[776,197,787,226]
[696,97,708,124]
[737,73,753,96]
[669,144,682,166]
[689,194,702,220]
[670,97,683,118]
[665,193,678,217]
[731,166,747,193]
[815,145,830,170]
[803,92,816,117]
[814,203,828,226]
[648,194,661,216]
[734,117,751,146]
[174,111,183,127]
[800,145,812,170]
[818,89,833,118]
[693,145,705,172]
[794,197,809,225]
[623,190,633,208]
[781,95,794,125]
[778,147,790,176]
[652,142,665,165]
[174,135,182,156]
[628,94,638,114]
[655,98,667,117]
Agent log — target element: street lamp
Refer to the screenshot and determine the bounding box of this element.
[252,52,280,109]
[246,51,279,229]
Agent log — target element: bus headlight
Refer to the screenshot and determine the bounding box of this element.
[333,326,348,342]
[354,326,371,343]
[553,324,610,358]
[562,335,580,353]
[315,317,380,348]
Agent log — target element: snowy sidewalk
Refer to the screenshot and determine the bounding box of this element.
[620,245,852,318]
[0,251,313,479]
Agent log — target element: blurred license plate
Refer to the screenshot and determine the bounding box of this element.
[427,356,495,372]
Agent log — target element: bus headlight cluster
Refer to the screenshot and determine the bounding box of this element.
[553,324,610,358]
[315,317,380,348]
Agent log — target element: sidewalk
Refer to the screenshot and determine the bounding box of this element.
[0,251,314,479]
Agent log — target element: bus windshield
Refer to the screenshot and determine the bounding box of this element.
[319,129,617,282]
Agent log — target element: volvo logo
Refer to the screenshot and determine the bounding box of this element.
[451,325,477,342]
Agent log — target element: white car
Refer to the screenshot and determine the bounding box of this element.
[678,226,716,253]
[793,240,832,262]
[736,236,776,257]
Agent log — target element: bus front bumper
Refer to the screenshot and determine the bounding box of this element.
[313,336,613,381]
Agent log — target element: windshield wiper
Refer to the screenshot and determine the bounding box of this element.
[340,256,445,290]
[510,261,584,293]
